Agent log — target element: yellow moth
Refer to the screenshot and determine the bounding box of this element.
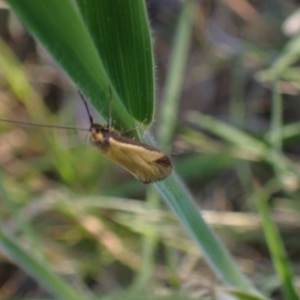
[81,93,172,184]
[0,92,172,183]
[89,124,172,183]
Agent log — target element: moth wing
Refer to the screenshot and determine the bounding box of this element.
[104,137,172,183]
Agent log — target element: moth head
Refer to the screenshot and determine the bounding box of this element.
[90,124,109,149]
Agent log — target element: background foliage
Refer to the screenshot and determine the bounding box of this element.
[1,0,300,299]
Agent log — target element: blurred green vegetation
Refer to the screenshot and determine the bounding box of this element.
[1,0,300,299]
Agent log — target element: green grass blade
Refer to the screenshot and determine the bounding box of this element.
[130,188,161,290]
[7,0,134,129]
[257,33,300,80]
[75,0,154,124]
[265,121,300,141]
[189,112,268,155]
[158,0,196,149]
[189,112,300,180]
[267,81,295,198]
[151,168,261,296]
[227,289,269,300]
[229,53,246,127]
[269,81,282,151]
[254,184,298,300]
[0,229,86,300]
[0,37,48,120]
[0,169,43,259]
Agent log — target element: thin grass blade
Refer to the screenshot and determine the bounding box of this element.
[254,183,298,300]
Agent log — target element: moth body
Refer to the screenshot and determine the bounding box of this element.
[90,124,172,183]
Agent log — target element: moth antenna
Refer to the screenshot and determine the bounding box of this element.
[0,118,89,131]
[108,86,113,130]
[79,92,94,126]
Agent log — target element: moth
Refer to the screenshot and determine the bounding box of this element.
[81,93,172,183]
[0,92,172,183]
